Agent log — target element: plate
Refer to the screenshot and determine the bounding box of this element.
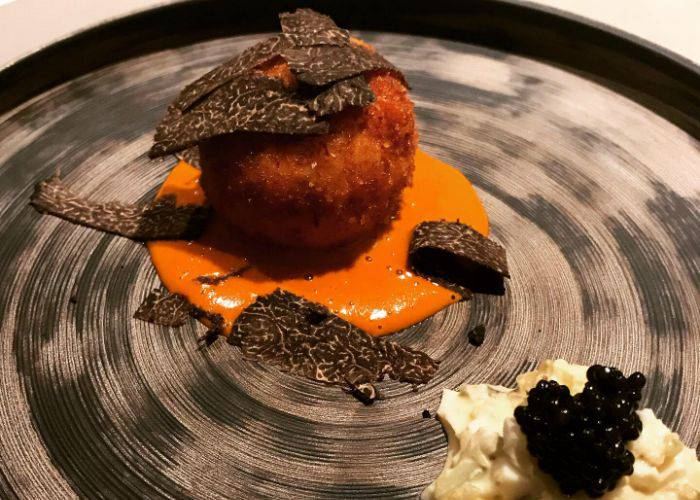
[0,1,698,497]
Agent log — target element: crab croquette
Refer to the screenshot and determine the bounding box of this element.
[199,59,417,248]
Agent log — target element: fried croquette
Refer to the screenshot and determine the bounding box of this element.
[199,55,417,248]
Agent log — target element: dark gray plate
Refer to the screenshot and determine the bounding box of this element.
[0,1,698,498]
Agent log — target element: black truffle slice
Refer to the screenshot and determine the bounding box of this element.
[30,175,209,241]
[134,288,192,327]
[172,35,288,113]
[280,29,349,48]
[196,264,251,285]
[176,146,201,168]
[150,9,406,158]
[307,75,375,116]
[150,74,327,157]
[228,289,439,398]
[409,221,510,296]
[280,8,342,34]
[170,16,349,118]
[283,44,396,86]
[167,9,351,117]
[135,287,224,331]
[279,8,350,46]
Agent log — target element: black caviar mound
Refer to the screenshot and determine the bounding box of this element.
[514,365,646,497]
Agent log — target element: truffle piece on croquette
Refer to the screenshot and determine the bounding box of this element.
[150,9,417,248]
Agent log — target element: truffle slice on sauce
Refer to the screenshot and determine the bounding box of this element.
[134,286,440,402]
[228,289,439,401]
[409,221,509,296]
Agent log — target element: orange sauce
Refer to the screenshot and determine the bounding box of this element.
[147,150,488,335]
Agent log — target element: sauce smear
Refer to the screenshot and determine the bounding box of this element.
[147,150,488,335]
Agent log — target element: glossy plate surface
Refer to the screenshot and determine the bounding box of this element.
[0,1,698,497]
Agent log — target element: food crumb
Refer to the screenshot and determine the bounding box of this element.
[467,324,486,347]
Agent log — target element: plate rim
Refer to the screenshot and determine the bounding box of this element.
[0,0,698,138]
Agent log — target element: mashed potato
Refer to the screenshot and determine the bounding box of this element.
[199,50,417,248]
[423,360,700,499]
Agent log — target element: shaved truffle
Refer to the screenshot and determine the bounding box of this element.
[282,44,395,86]
[149,8,403,158]
[228,289,439,399]
[307,75,375,116]
[134,288,192,327]
[176,146,201,168]
[134,287,438,401]
[30,175,209,241]
[134,287,224,331]
[151,75,327,157]
[172,35,288,113]
[279,8,349,46]
[196,264,251,285]
[280,8,342,35]
[409,221,509,296]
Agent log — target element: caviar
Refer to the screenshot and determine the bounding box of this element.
[514,365,646,497]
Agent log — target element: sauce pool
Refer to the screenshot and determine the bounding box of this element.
[147,149,488,335]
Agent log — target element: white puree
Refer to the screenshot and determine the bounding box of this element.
[423,360,700,499]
